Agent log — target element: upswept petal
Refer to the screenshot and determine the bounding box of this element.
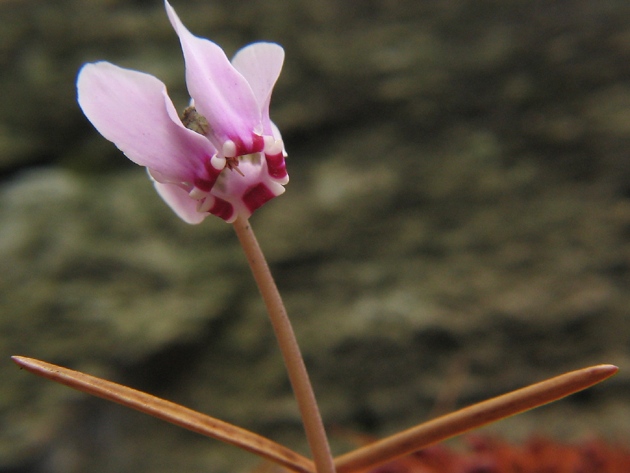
[232,43,284,135]
[153,181,207,224]
[165,0,261,151]
[77,62,215,183]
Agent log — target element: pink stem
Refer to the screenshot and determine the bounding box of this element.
[233,217,336,473]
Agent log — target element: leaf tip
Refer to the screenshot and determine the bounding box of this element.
[595,364,619,378]
[11,355,28,366]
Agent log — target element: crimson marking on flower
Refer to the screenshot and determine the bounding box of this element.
[207,196,234,221]
[243,183,278,214]
[76,0,288,224]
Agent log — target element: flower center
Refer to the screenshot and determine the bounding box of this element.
[181,105,285,217]
[181,106,250,177]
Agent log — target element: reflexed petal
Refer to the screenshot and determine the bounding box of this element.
[77,62,215,183]
[153,181,207,224]
[232,43,284,135]
[165,0,261,149]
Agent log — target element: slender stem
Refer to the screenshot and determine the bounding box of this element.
[334,364,618,473]
[11,356,315,473]
[232,217,336,473]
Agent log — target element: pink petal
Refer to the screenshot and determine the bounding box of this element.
[231,43,284,135]
[165,0,261,151]
[77,62,216,184]
[153,181,207,224]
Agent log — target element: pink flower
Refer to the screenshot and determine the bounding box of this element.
[77,0,288,223]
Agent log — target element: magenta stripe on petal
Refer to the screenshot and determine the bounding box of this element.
[265,152,288,179]
[209,197,235,221]
[243,183,277,213]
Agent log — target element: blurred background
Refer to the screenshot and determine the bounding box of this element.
[1,0,630,472]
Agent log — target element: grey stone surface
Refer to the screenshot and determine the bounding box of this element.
[1,0,630,472]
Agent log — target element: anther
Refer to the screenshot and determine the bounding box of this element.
[181,106,209,135]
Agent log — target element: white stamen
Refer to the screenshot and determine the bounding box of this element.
[264,135,284,156]
[211,154,227,170]
[222,140,237,158]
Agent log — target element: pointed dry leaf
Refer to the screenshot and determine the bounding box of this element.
[12,356,315,473]
[334,364,618,473]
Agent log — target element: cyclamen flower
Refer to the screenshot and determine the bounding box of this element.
[77,0,288,223]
